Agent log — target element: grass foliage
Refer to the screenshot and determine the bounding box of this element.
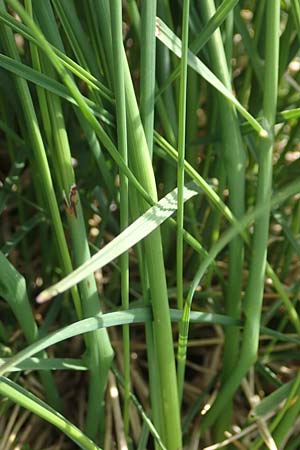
[0,1,300,449]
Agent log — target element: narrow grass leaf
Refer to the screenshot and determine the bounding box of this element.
[0,309,152,375]
[0,357,88,372]
[0,251,40,344]
[155,17,267,137]
[0,377,100,450]
[251,379,295,419]
[37,182,201,302]
[0,54,114,126]
[1,305,297,379]
[156,0,239,99]
[0,9,114,102]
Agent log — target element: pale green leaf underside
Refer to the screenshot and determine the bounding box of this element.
[37,182,201,302]
[0,307,298,377]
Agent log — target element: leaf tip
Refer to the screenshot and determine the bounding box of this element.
[36,290,53,304]
[260,128,269,138]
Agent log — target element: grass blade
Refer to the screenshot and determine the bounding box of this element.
[37,182,201,302]
[155,17,267,137]
[0,377,100,450]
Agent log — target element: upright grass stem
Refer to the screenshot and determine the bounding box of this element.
[123,49,182,449]
[200,1,281,431]
[140,0,157,159]
[110,0,130,437]
[74,1,182,445]
[176,0,190,403]
[5,0,154,209]
[45,89,114,440]
[0,1,83,312]
[200,0,245,436]
[176,0,190,311]
[156,0,239,100]
[21,1,114,438]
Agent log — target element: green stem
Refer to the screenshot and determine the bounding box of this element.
[200,0,245,435]
[176,0,190,403]
[23,1,114,436]
[123,48,182,450]
[140,0,157,158]
[200,0,281,432]
[110,0,130,437]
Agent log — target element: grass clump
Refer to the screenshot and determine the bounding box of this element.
[0,1,300,449]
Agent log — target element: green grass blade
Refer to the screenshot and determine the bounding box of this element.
[0,306,298,378]
[37,182,201,302]
[0,54,114,125]
[0,358,88,372]
[140,0,157,158]
[176,0,191,402]
[155,17,267,137]
[0,377,101,450]
[0,251,60,408]
[198,0,245,435]
[110,0,130,436]
[199,1,281,431]
[251,379,295,419]
[0,309,152,375]
[0,8,114,102]
[156,0,239,99]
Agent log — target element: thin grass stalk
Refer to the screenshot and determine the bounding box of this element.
[122,47,182,449]
[129,192,165,443]
[156,1,177,136]
[234,6,264,88]
[127,0,141,40]
[83,2,106,82]
[200,0,246,435]
[176,0,190,309]
[239,0,265,108]
[24,1,114,438]
[155,132,300,331]
[77,2,181,444]
[140,0,157,159]
[291,0,300,43]
[199,1,281,431]
[267,377,300,448]
[5,0,155,209]
[0,0,83,316]
[32,1,115,200]
[176,0,190,403]
[47,90,114,440]
[110,0,130,437]
[35,63,112,440]
[156,0,239,100]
